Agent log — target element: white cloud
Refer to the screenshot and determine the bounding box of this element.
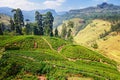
[0,0,44,11]
[43,0,66,9]
[0,0,66,11]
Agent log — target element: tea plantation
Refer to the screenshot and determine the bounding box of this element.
[0,35,120,80]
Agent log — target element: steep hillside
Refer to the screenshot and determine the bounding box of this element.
[74,19,111,46]
[97,35,120,63]
[56,18,86,36]
[74,19,120,64]
[0,35,120,80]
[0,14,10,25]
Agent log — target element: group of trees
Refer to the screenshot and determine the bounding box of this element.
[11,8,24,35]
[0,8,75,40]
[61,21,74,40]
[4,8,55,36]
[34,11,54,36]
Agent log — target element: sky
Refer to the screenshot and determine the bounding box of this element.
[0,0,120,12]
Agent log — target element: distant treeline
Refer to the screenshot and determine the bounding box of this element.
[0,8,59,37]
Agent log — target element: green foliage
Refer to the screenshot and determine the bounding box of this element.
[33,26,39,35]
[61,45,116,66]
[61,23,67,39]
[0,23,3,35]
[99,30,110,39]
[12,8,24,35]
[111,23,120,33]
[35,11,43,35]
[25,23,32,35]
[54,28,59,37]
[9,18,15,31]
[43,36,69,50]
[0,35,120,80]
[68,21,74,28]
[91,43,98,49]
[43,12,54,36]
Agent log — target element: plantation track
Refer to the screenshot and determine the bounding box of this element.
[42,37,55,51]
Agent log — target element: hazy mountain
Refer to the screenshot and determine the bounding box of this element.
[0,7,13,16]
[0,7,58,21]
[69,2,120,14]
[57,11,67,15]
[54,2,120,28]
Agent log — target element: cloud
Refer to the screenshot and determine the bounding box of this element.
[43,0,66,8]
[0,0,66,11]
[0,0,44,11]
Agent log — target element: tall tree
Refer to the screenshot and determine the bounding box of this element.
[61,23,67,39]
[11,8,24,35]
[25,23,31,35]
[67,29,72,38]
[33,26,39,35]
[68,21,74,28]
[35,11,43,35]
[43,12,54,36]
[0,23,3,35]
[9,18,15,31]
[25,19,31,35]
[55,28,58,37]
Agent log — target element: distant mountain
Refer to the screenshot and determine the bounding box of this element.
[0,7,58,21]
[0,7,13,16]
[69,2,120,14]
[54,2,120,27]
[57,11,67,15]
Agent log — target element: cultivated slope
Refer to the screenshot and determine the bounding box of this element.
[74,19,120,64]
[0,36,120,80]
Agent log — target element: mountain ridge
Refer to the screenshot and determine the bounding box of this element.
[0,7,58,21]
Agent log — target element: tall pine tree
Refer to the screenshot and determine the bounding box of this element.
[0,23,3,35]
[61,23,67,39]
[55,28,58,37]
[12,8,24,35]
[10,18,15,31]
[43,12,54,36]
[35,11,43,35]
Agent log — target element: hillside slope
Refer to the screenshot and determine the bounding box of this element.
[0,14,10,25]
[54,3,120,28]
[74,19,111,46]
[98,35,120,63]
[0,35,120,80]
[56,18,85,36]
[74,19,120,64]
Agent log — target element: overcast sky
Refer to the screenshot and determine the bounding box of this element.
[0,0,120,11]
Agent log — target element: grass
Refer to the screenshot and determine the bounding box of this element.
[56,18,83,36]
[0,35,120,80]
[61,45,116,66]
[74,19,111,46]
[43,36,69,50]
[97,35,120,64]
[73,19,120,64]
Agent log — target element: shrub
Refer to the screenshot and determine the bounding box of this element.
[5,44,20,50]
[91,43,98,49]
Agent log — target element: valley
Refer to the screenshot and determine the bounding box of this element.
[0,2,120,80]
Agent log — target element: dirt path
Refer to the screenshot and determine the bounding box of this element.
[42,37,55,51]
[57,45,64,53]
[38,75,47,80]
